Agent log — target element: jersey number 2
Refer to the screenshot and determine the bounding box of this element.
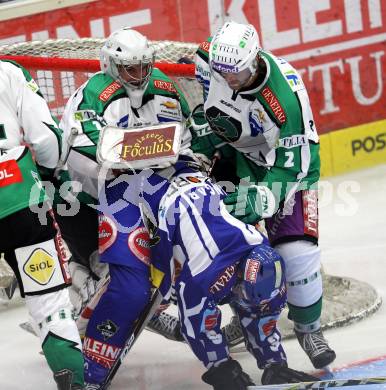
[284,151,294,168]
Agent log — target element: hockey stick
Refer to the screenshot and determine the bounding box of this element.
[100,283,164,390]
[247,376,386,390]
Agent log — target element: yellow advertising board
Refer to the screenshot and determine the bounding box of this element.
[320,119,386,177]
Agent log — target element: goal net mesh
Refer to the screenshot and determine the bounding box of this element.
[0,38,202,118]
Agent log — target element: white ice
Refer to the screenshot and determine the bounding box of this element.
[1,165,385,389]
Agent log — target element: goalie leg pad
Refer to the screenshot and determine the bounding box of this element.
[15,238,70,295]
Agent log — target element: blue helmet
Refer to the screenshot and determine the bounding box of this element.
[231,244,286,312]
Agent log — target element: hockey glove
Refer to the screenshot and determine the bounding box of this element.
[202,359,255,390]
[223,184,276,224]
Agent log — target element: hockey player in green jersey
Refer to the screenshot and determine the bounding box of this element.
[191,21,336,369]
[0,60,84,389]
[55,26,194,317]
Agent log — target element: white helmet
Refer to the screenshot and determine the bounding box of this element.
[100,28,155,107]
[209,21,261,75]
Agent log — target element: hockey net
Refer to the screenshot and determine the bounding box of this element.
[0,38,202,118]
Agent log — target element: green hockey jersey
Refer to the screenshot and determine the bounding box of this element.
[193,39,320,214]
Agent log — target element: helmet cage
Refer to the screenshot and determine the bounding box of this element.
[100,28,156,92]
[111,56,154,90]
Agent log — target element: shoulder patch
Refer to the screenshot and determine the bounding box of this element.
[199,41,210,53]
[99,81,122,102]
[153,79,177,94]
[260,87,286,124]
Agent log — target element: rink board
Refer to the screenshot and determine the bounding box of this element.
[320,119,386,178]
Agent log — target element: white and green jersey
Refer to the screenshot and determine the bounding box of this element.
[59,68,192,204]
[0,60,62,219]
[194,40,320,205]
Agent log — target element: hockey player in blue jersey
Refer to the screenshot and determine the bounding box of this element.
[85,167,318,389]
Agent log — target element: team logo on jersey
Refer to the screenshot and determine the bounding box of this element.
[284,70,301,89]
[74,109,97,122]
[128,227,151,265]
[249,111,264,137]
[117,114,129,128]
[202,308,220,331]
[205,106,242,142]
[0,160,22,187]
[97,319,119,340]
[244,259,261,283]
[261,318,277,336]
[23,248,56,285]
[161,101,178,109]
[153,80,177,93]
[199,41,210,53]
[99,81,122,102]
[99,215,117,254]
[260,87,286,124]
[26,78,39,93]
[186,176,202,183]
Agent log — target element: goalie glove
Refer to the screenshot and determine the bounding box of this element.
[261,362,319,385]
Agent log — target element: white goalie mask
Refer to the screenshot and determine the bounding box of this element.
[209,21,261,89]
[100,28,155,108]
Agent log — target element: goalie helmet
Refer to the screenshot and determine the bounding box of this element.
[209,21,261,88]
[100,27,155,108]
[231,244,286,313]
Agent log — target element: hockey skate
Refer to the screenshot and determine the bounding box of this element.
[146,311,185,341]
[295,328,336,369]
[54,369,84,390]
[222,314,244,348]
[84,384,101,390]
[261,362,319,385]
